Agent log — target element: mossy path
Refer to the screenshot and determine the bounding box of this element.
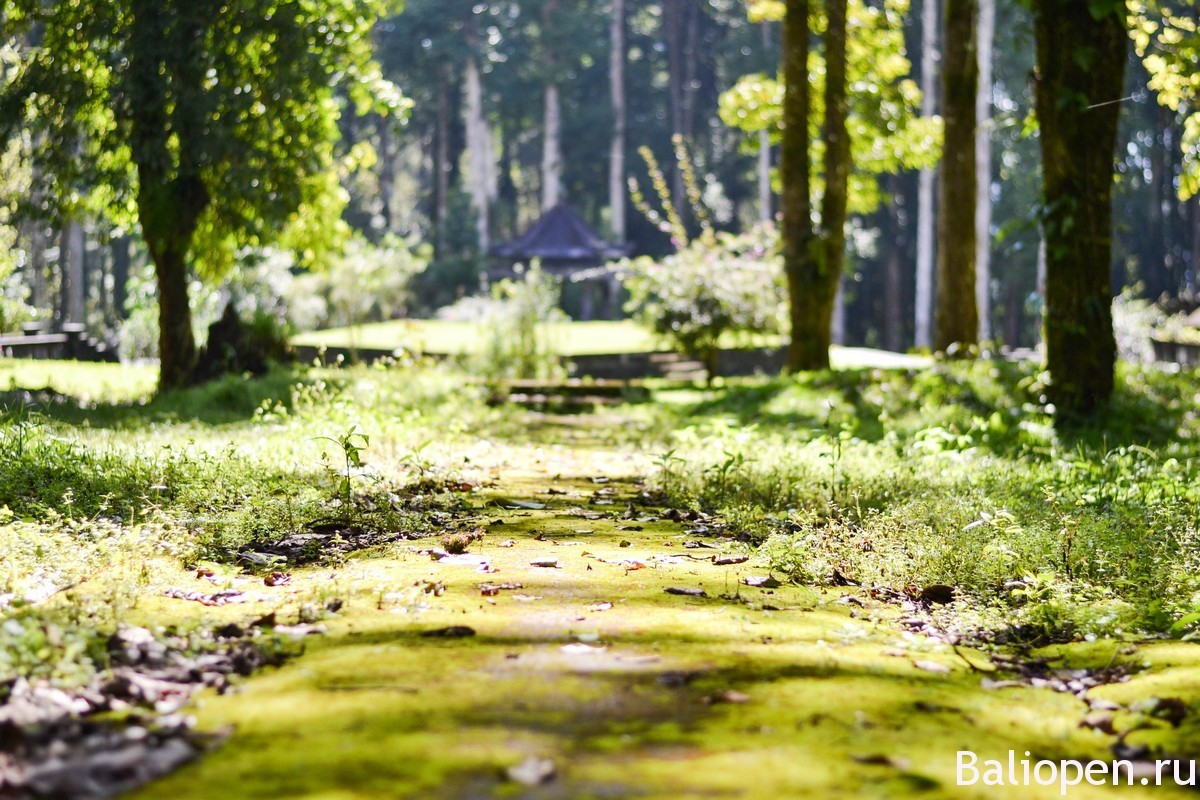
[126,441,1200,800]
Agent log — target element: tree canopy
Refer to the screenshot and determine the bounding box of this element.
[0,0,406,387]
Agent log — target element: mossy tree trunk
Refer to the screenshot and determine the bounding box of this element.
[781,0,815,370]
[129,0,209,391]
[783,0,849,372]
[1032,0,1126,415]
[934,0,978,353]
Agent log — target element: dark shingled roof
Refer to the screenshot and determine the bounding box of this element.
[491,203,628,263]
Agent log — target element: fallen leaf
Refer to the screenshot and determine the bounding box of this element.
[162,588,245,607]
[506,756,557,786]
[506,500,547,510]
[851,754,911,770]
[274,623,327,638]
[437,554,493,570]
[706,689,751,704]
[1081,712,1116,734]
[664,587,707,597]
[264,572,292,587]
[615,654,661,664]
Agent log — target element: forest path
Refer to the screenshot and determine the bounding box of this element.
[128,436,1192,800]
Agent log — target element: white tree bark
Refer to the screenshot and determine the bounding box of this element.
[758,130,772,222]
[60,221,85,326]
[543,83,563,210]
[464,56,494,253]
[831,277,846,346]
[914,0,939,349]
[975,0,995,341]
[758,21,773,222]
[609,0,627,240]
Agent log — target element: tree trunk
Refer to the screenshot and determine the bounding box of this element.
[1192,194,1200,295]
[884,173,905,351]
[434,76,451,257]
[1147,105,1167,299]
[128,0,207,390]
[975,0,994,341]
[785,0,847,371]
[377,116,396,237]
[59,221,85,327]
[664,0,687,216]
[543,83,562,210]
[934,0,977,352]
[914,0,939,349]
[821,0,850,350]
[758,131,773,222]
[1033,0,1126,415]
[111,235,130,321]
[464,55,492,254]
[610,0,627,240]
[781,0,817,369]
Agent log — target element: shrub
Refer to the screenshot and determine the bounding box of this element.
[621,224,785,381]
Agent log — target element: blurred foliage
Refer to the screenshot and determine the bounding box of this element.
[718,0,941,215]
[622,224,785,380]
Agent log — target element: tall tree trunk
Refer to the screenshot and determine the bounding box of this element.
[820,0,850,350]
[377,117,396,237]
[22,221,46,312]
[975,0,994,341]
[664,0,687,216]
[129,0,207,390]
[781,0,816,369]
[785,0,848,371]
[609,0,627,240]
[1033,0,1126,415]
[682,0,700,143]
[1147,105,1168,299]
[935,0,978,352]
[758,131,773,222]
[914,0,939,349]
[434,76,451,257]
[1192,194,1200,295]
[464,55,492,254]
[59,221,85,327]
[543,83,562,210]
[884,173,905,351]
[111,234,130,321]
[758,21,773,222]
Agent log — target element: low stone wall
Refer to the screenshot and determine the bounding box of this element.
[0,323,118,362]
[1151,337,1200,367]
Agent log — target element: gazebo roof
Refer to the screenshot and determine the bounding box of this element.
[490,203,627,264]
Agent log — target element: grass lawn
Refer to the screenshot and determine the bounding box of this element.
[291,318,933,369]
[291,318,665,355]
[3,358,1200,799]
